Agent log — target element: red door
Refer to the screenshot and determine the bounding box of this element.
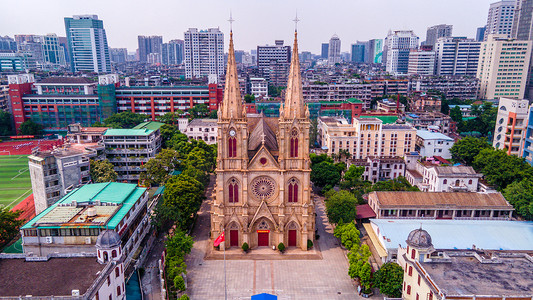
[288,230,297,247]
[230,230,238,247]
[258,231,269,247]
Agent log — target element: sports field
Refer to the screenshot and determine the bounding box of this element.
[0,155,32,209]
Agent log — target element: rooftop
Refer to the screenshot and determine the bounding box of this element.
[371,191,512,208]
[433,165,481,177]
[371,219,533,250]
[421,255,533,297]
[22,182,146,230]
[360,115,399,124]
[133,121,164,131]
[0,257,104,297]
[103,128,154,136]
[416,130,454,141]
[36,77,96,85]
[187,118,218,127]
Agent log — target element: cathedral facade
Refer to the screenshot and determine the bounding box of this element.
[211,30,315,250]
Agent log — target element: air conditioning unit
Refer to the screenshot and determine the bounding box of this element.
[71,290,80,296]
[85,237,92,244]
[45,236,53,244]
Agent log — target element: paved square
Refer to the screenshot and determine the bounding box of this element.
[185,195,359,299]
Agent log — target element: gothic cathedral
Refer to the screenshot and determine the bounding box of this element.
[211,30,315,250]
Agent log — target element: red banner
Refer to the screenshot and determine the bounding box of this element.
[257,230,270,233]
[10,135,35,139]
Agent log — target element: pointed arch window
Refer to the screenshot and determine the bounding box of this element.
[228,137,237,158]
[288,178,299,203]
[290,129,298,158]
[228,178,239,203]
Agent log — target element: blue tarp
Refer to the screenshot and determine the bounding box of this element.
[252,293,278,300]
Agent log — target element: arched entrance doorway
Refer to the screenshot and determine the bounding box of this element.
[228,222,239,247]
[287,222,298,247]
[256,219,271,247]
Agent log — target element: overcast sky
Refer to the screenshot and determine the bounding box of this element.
[2,0,495,54]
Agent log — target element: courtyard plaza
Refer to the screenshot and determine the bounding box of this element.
[185,180,363,299]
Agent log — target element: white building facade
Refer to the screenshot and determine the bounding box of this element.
[407,49,435,75]
[415,130,454,159]
[493,97,529,155]
[384,30,419,74]
[184,28,224,79]
[435,37,481,76]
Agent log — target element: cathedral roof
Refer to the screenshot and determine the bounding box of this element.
[220,31,244,119]
[282,31,305,119]
[248,118,278,152]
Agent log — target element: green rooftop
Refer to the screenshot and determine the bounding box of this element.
[133,121,165,131]
[104,128,154,136]
[360,115,398,124]
[22,182,147,230]
[346,98,364,104]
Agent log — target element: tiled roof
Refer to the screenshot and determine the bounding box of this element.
[103,128,154,136]
[371,191,512,208]
[37,77,96,84]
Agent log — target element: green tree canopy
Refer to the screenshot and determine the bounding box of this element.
[19,119,43,136]
[0,111,14,136]
[473,148,533,189]
[102,111,147,129]
[333,222,361,250]
[450,136,492,165]
[325,190,358,224]
[502,179,533,220]
[311,161,341,189]
[244,94,255,103]
[158,111,185,125]
[310,153,334,165]
[188,104,209,120]
[371,176,419,192]
[140,149,181,186]
[373,262,404,298]
[89,159,117,183]
[449,105,463,123]
[0,208,24,246]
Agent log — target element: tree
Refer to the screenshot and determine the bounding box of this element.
[0,208,24,246]
[450,136,492,165]
[244,94,255,103]
[89,159,117,183]
[166,230,194,258]
[503,179,533,220]
[449,105,463,123]
[373,262,404,298]
[333,222,361,249]
[473,148,533,189]
[102,111,147,128]
[311,161,341,189]
[340,165,372,201]
[440,100,450,115]
[19,119,43,136]
[309,119,318,148]
[159,111,184,125]
[372,176,419,192]
[310,153,333,165]
[188,104,209,120]
[160,124,178,146]
[325,190,358,224]
[348,243,372,291]
[140,149,182,186]
[208,110,218,119]
[164,174,205,229]
[0,111,14,136]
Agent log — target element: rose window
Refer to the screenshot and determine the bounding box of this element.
[251,177,276,200]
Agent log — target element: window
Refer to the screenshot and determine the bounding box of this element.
[290,137,298,157]
[115,267,120,278]
[468,179,473,184]
[288,178,299,202]
[408,266,413,276]
[117,286,121,296]
[228,178,239,203]
[416,293,419,300]
[443,179,447,184]
[418,274,421,285]
[228,137,237,157]
[407,285,411,295]
[107,276,111,286]
[112,250,117,258]
[411,249,416,259]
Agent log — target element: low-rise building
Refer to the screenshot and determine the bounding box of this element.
[405,112,453,134]
[103,123,162,183]
[409,93,441,112]
[376,98,405,113]
[28,146,92,214]
[249,77,268,98]
[493,97,529,156]
[302,82,373,110]
[410,76,479,100]
[405,158,482,192]
[400,227,533,300]
[184,118,218,144]
[415,130,454,159]
[318,116,416,159]
[349,156,406,183]
[367,191,514,220]
[66,123,108,144]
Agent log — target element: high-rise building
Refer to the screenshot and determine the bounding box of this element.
[351,42,366,63]
[58,36,70,65]
[408,48,436,75]
[64,15,111,73]
[16,35,45,65]
[110,48,128,64]
[485,0,516,40]
[137,35,163,63]
[425,24,453,47]
[435,37,481,76]
[367,39,384,63]
[162,39,184,65]
[321,43,329,59]
[0,36,17,52]
[328,34,341,65]
[383,30,419,74]
[476,26,487,41]
[512,0,533,40]
[257,40,291,87]
[184,28,224,79]
[477,34,532,99]
[493,97,529,156]
[43,34,66,68]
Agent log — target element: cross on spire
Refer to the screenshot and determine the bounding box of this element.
[228,11,235,32]
[293,11,300,32]
[261,132,266,145]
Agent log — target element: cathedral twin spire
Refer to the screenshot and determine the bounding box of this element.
[221,23,305,120]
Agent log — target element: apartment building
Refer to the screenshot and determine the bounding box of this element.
[383,30,419,74]
[485,0,516,39]
[349,156,406,183]
[477,34,532,99]
[184,118,218,144]
[407,49,436,76]
[318,116,416,159]
[103,122,162,183]
[303,82,373,110]
[493,97,529,156]
[249,77,268,98]
[257,40,291,86]
[184,28,224,79]
[415,130,455,159]
[410,76,479,100]
[435,37,481,76]
[405,112,453,134]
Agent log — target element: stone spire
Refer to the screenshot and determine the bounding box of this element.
[283,30,305,119]
[221,31,243,119]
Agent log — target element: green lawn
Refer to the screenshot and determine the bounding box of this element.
[0,155,32,209]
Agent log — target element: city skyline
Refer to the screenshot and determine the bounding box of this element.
[2,0,498,54]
